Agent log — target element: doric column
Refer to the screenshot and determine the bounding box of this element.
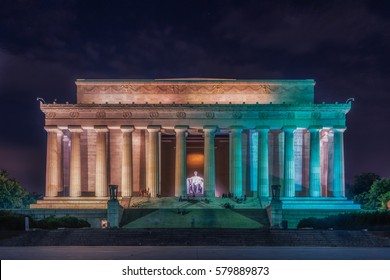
[174,125,188,197]
[57,133,63,194]
[95,125,108,197]
[147,125,161,197]
[283,126,296,197]
[249,130,259,196]
[121,125,134,197]
[69,125,83,197]
[333,126,346,197]
[230,126,243,197]
[257,126,270,197]
[309,126,322,197]
[204,126,217,197]
[45,126,62,197]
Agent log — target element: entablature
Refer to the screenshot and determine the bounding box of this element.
[41,103,350,130]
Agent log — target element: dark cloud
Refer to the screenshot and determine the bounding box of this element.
[0,0,389,192]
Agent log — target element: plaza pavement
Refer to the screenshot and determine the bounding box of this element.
[1,246,390,260]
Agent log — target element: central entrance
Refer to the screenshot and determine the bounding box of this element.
[160,133,229,197]
[186,136,205,196]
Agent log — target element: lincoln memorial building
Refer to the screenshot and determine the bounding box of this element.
[32,79,359,216]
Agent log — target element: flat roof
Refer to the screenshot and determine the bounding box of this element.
[76,78,315,84]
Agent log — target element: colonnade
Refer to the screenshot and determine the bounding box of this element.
[44,125,346,199]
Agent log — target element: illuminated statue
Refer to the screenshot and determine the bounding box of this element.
[186,171,204,195]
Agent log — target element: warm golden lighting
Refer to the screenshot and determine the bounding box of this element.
[187,153,204,168]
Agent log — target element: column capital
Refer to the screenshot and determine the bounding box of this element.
[203,125,218,132]
[68,125,83,133]
[44,125,61,133]
[333,125,346,133]
[94,125,108,132]
[120,125,134,133]
[282,125,297,133]
[147,125,161,132]
[256,126,270,132]
[203,126,217,137]
[230,126,243,133]
[174,125,189,132]
[308,125,323,132]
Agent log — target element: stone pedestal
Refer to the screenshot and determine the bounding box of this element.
[266,200,283,228]
[107,200,122,228]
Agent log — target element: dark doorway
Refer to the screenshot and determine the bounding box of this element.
[215,136,229,196]
[160,135,175,196]
[160,133,230,197]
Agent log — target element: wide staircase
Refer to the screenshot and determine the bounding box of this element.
[1,228,389,247]
[118,196,268,228]
[120,208,269,228]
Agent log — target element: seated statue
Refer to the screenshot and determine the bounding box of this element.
[186,171,204,195]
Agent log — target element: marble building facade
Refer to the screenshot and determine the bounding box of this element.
[32,79,356,210]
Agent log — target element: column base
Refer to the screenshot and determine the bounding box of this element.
[266,200,283,228]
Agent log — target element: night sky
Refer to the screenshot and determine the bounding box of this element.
[0,0,389,193]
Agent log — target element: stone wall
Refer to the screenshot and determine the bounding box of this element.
[11,209,107,228]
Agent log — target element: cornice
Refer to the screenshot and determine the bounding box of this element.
[40,102,351,111]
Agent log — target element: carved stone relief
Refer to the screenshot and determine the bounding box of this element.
[69,112,79,118]
[176,112,186,118]
[205,112,215,119]
[149,111,159,118]
[312,112,321,119]
[96,111,106,118]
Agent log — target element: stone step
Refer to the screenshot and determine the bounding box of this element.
[120,208,270,228]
